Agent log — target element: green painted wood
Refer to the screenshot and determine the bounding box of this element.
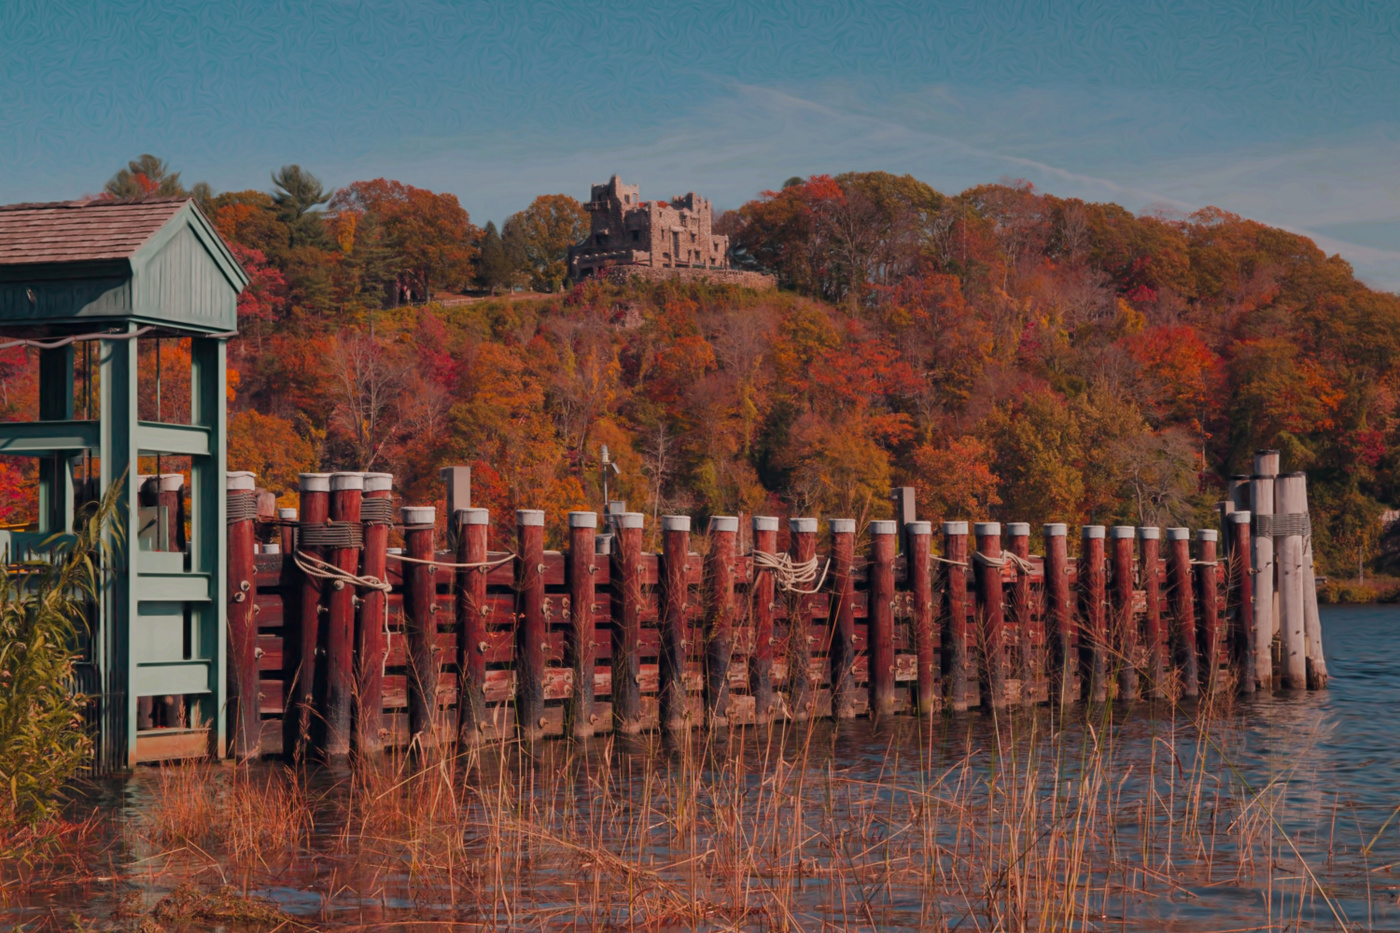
[133,572,212,602]
[136,422,210,457]
[0,420,99,453]
[132,661,212,697]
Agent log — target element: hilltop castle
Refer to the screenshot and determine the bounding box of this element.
[567,175,774,290]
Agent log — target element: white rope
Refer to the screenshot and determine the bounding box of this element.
[294,550,392,592]
[752,551,831,595]
[933,555,969,567]
[387,552,517,571]
[972,550,1037,574]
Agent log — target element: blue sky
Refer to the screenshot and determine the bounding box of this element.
[3,0,1399,287]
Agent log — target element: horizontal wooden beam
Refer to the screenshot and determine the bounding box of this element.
[0,419,97,453]
[136,421,210,457]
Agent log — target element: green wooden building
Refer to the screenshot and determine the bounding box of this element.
[0,197,246,769]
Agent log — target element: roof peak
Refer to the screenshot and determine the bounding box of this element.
[0,196,192,213]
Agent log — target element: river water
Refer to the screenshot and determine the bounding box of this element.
[16,604,1400,931]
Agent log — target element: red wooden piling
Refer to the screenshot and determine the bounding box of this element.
[1137,527,1164,699]
[1228,512,1255,694]
[456,508,490,744]
[355,472,392,756]
[278,507,296,558]
[659,516,691,737]
[1195,529,1220,691]
[786,517,818,718]
[321,472,363,757]
[704,516,739,725]
[1007,522,1032,705]
[943,521,971,712]
[869,520,897,718]
[1110,526,1138,700]
[750,516,779,721]
[226,471,259,759]
[1080,526,1107,704]
[402,506,439,748]
[975,522,1007,709]
[1167,528,1199,698]
[286,472,329,761]
[566,511,598,739]
[828,519,857,719]
[157,474,184,552]
[611,512,645,734]
[1043,524,1073,705]
[908,521,936,715]
[516,509,547,741]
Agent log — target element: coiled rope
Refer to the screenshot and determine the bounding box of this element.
[752,551,831,595]
[972,550,1038,574]
[387,552,518,571]
[294,550,392,592]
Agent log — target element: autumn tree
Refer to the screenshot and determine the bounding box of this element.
[104,154,188,200]
[504,194,588,292]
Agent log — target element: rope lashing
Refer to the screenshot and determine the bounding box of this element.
[360,497,395,525]
[932,555,969,567]
[297,521,365,549]
[294,550,392,592]
[387,552,518,571]
[226,491,260,524]
[972,550,1037,574]
[1252,512,1311,538]
[752,551,831,595]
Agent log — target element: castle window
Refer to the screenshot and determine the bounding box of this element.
[631,230,639,242]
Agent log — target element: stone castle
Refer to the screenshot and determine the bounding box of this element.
[567,175,774,290]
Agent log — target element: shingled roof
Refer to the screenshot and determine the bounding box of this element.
[0,197,191,266]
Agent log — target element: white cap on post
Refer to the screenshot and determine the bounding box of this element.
[907,520,932,535]
[1137,526,1160,539]
[1110,525,1135,539]
[1167,527,1190,541]
[401,506,436,526]
[943,521,969,535]
[1082,525,1105,539]
[278,507,297,521]
[753,516,779,532]
[709,516,739,533]
[618,512,644,529]
[789,517,818,534]
[298,473,331,492]
[830,518,856,534]
[160,473,184,491]
[330,471,364,491]
[262,543,281,554]
[661,515,691,532]
[1229,510,1252,524]
[1196,529,1218,542]
[974,522,1001,537]
[870,520,897,536]
[458,507,489,525]
[516,509,545,527]
[1006,522,1030,537]
[226,471,256,492]
[1043,523,1067,537]
[568,511,598,528]
[363,472,393,492]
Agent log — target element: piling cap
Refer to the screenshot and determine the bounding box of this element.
[661,515,691,532]
[569,511,598,528]
[330,471,364,491]
[1166,527,1190,540]
[789,517,818,534]
[594,533,613,555]
[1006,522,1030,536]
[907,520,932,535]
[1196,529,1218,542]
[262,543,281,555]
[401,506,435,526]
[387,547,404,555]
[618,512,644,529]
[1043,523,1067,537]
[1229,510,1252,524]
[159,473,184,491]
[298,472,331,493]
[516,509,544,527]
[943,521,969,535]
[457,507,489,526]
[830,518,856,534]
[974,522,1000,537]
[606,501,626,515]
[1081,525,1105,539]
[1137,526,1160,539]
[225,470,255,492]
[753,515,779,532]
[870,520,897,536]
[1110,525,1135,539]
[709,515,738,533]
[362,472,393,492]
[278,507,298,520]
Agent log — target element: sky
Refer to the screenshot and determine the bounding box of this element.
[3,0,1398,287]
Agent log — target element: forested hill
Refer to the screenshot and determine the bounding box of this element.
[6,158,1400,582]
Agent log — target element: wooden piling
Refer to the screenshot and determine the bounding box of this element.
[1295,478,1329,689]
[1167,528,1199,698]
[566,511,598,739]
[158,474,185,552]
[1195,529,1220,690]
[286,472,329,761]
[516,509,547,741]
[703,516,738,726]
[1227,511,1255,694]
[278,507,296,558]
[659,515,691,738]
[908,520,936,715]
[1251,450,1279,690]
[1137,527,1164,699]
[942,522,971,711]
[1110,526,1137,700]
[1043,524,1073,705]
[828,518,858,719]
[974,522,1007,708]
[226,471,259,759]
[321,472,363,757]
[456,508,490,744]
[402,506,439,748]
[1080,526,1107,703]
[750,516,779,722]
[1006,523,1033,706]
[356,472,392,756]
[1275,473,1308,690]
[786,517,818,718]
[869,521,898,718]
[611,512,645,734]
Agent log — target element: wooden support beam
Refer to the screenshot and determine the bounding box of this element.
[704,516,738,726]
[1111,526,1137,700]
[516,509,547,742]
[1167,527,1199,699]
[975,522,1007,709]
[943,521,970,712]
[356,472,392,756]
[226,471,259,759]
[1251,450,1279,690]
[1007,522,1032,706]
[1080,526,1107,704]
[566,511,597,739]
[1195,529,1220,691]
[786,517,818,719]
[402,505,439,749]
[1227,511,1255,695]
[1137,527,1164,699]
[456,508,490,745]
[869,520,897,718]
[750,516,778,722]
[1275,473,1308,690]
[611,512,645,734]
[286,472,329,762]
[908,520,935,715]
[828,519,857,719]
[659,515,691,738]
[322,472,362,757]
